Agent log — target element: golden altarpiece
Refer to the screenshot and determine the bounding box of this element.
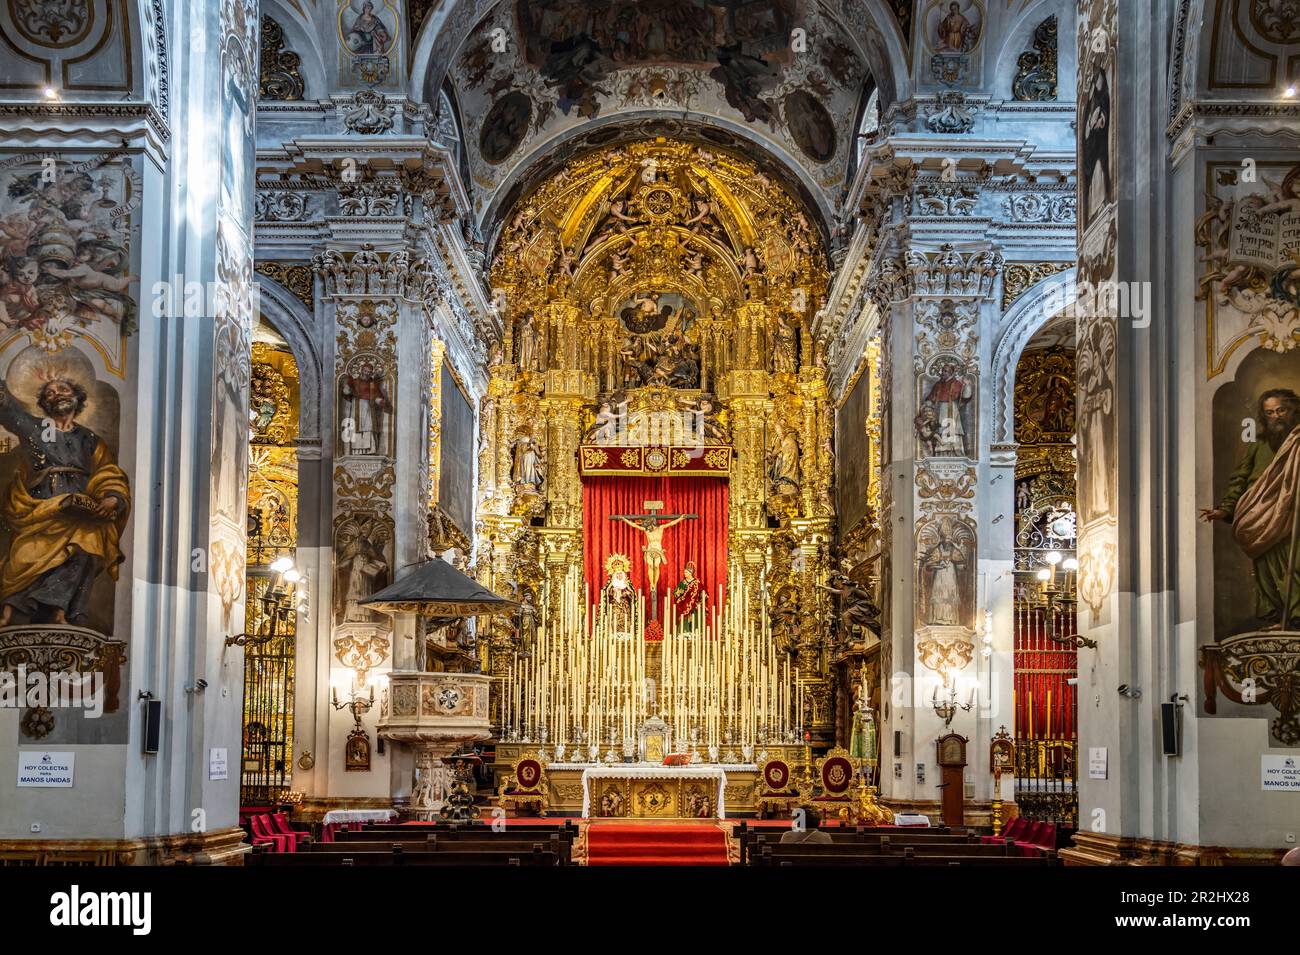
[475,140,860,816]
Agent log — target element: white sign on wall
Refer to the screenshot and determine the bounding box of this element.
[1088,747,1108,779]
[1261,755,1300,791]
[209,748,228,781]
[17,751,74,788]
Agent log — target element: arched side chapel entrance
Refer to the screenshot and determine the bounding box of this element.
[239,317,302,806]
[991,270,1079,826]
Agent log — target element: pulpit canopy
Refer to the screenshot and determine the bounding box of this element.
[360,558,518,619]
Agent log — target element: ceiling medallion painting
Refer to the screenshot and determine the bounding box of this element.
[480,90,534,164]
[783,89,835,162]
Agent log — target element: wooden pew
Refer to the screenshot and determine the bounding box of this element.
[754,844,1053,867]
[248,847,559,866]
[757,852,907,867]
[334,826,574,863]
[903,855,1053,867]
[309,833,568,863]
[751,839,1055,867]
[898,842,1017,857]
[736,824,968,864]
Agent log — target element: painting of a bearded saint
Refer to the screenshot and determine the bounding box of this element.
[1202,388,1300,630]
[0,377,129,628]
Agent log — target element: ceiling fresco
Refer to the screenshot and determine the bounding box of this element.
[447,0,873,225]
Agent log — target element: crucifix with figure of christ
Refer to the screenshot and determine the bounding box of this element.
[610,501,697,618]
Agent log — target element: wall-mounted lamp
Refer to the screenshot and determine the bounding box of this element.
[332,680,377,771]
[226,556,305,648]
[931,683,974,727]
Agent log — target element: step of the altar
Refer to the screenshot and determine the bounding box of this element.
[586,823,729,866]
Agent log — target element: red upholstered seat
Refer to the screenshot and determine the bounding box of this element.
[1029,822,1057,850]
[816,752,855,802]
[760,759,795,796]
[249,814,294,853]
[513,758,545,796]
[271,812,308,848]
[1008,821,1053,857]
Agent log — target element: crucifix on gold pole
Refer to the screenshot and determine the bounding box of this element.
[610,501,697,619]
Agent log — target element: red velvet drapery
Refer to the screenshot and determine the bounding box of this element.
[581,476,729,613]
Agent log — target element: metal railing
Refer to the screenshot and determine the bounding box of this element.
[239,572,295,806]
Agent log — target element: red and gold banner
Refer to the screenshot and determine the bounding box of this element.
[577,445,733,478]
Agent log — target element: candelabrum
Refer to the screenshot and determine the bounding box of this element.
[332,683,375,724]
[931,684,974,727]
[1034,550,1097,650]
[226,556,306,648]
[332,681,380,754]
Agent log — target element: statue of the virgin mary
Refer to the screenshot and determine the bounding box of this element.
[600,552,636,637]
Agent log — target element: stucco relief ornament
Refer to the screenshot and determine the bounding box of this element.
[1227,289,1300,353]
[1251,0,1300,43]
[1076,536,1117,616]
[916,636,974,682]
[906,244,1002,298]
[915,183,978,217]
[333,632,390,687]
[255,190,308,222]
[344,89,395,135]
[925,91,975,134]
[13,0,92,45]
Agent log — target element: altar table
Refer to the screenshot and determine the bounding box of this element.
[577,764,756,819]
[321,808,396,841]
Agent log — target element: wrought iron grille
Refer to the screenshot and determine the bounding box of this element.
[1013,559,1079,827]
[239,572,296,806]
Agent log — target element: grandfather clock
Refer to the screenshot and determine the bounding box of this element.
[935,733,968,827]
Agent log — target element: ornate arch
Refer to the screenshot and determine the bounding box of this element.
[990,267,1076,445]
[828,0,912,106]
[480,111,837,248]
[256,275,323,447]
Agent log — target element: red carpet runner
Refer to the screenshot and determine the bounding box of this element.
[586,824,729,866]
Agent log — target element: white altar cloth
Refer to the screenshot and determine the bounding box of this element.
[579,764,757,818]
[322,809,396,826]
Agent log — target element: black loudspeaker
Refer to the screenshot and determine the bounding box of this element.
[893,731,901,758]
[1160,701,1179,756]
[142,699,162,755]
